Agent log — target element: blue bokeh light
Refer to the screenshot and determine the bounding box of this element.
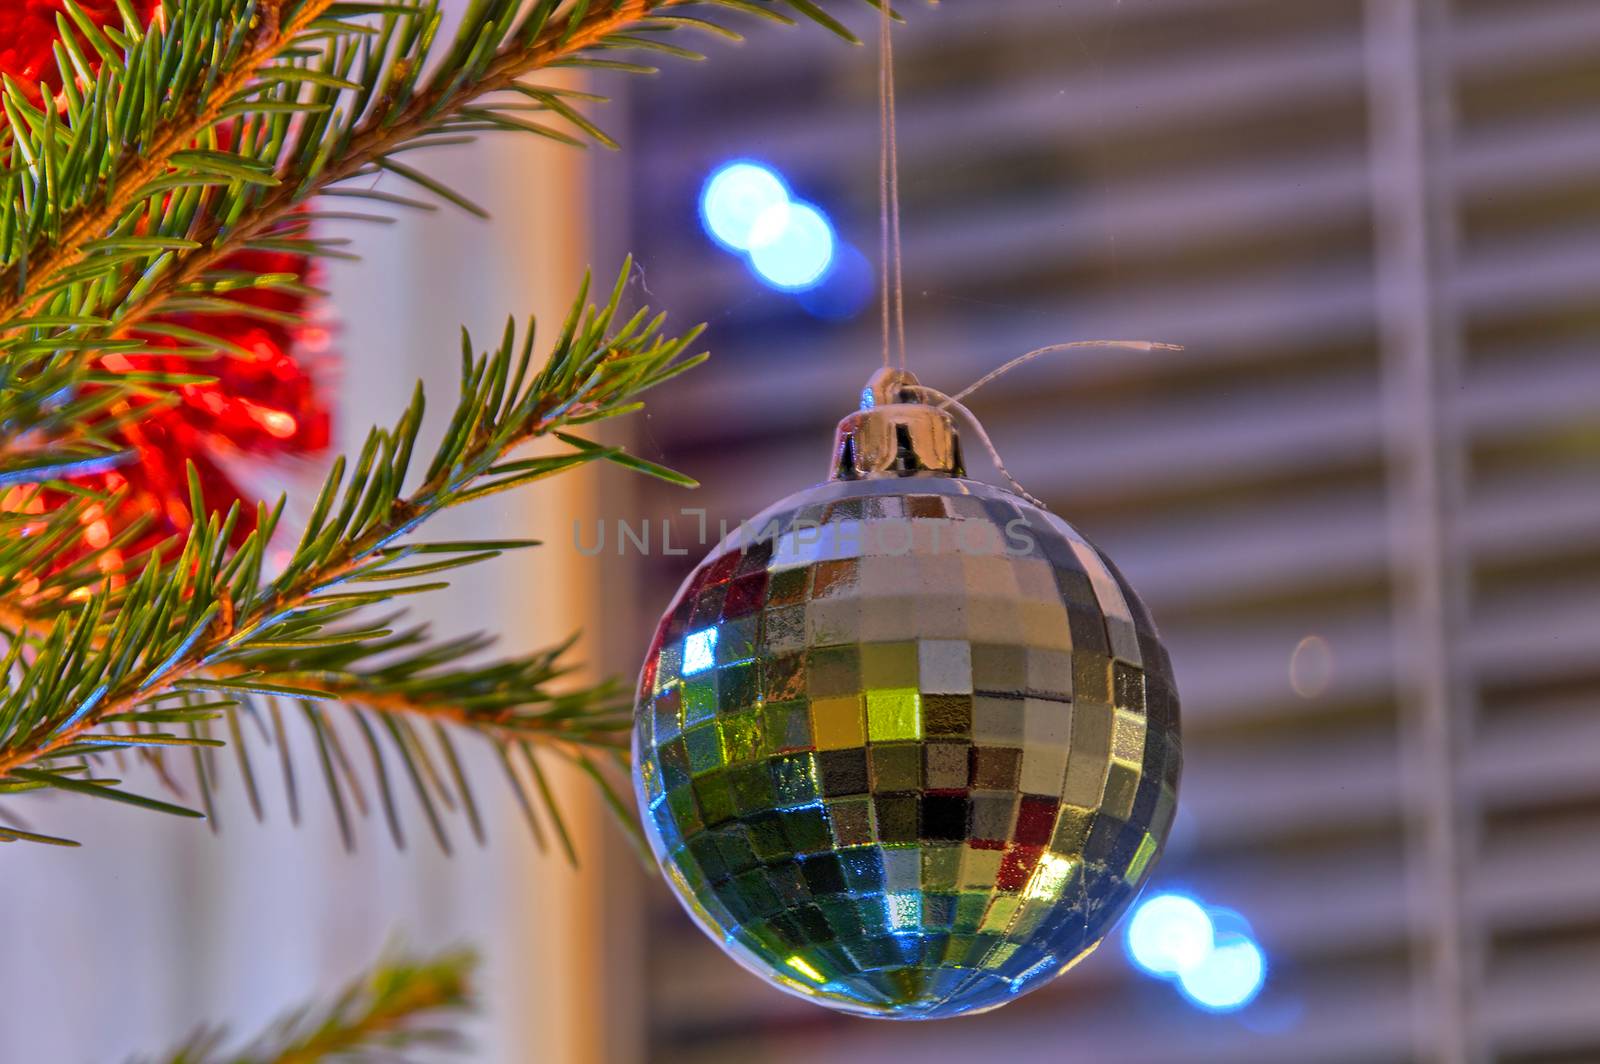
[748,201,836,291]
[700,161,790,252]
[1126,891,1270,1013]
[700,160,854,306]
[1126,893,1215,977]
[1178,933,1267,1012]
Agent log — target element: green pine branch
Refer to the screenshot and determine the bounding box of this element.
[0,0,916,849]
[133,947,475,1064]
[0,0,890,463]
[0,262,699,846]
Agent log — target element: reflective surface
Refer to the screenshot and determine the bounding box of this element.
[633,476,1181,1018]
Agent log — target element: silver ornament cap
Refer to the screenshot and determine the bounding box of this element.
[831,368,965,481]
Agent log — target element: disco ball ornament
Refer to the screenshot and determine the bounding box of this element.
[632,369,1182,1019]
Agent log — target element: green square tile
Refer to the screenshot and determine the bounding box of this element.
[718,661,760,711]
[665,783,701,835]
[953,894,990,934]
[873,793,919,844]
[923,694,973,737]
[744,812,791,861]
[765,862,810,909]
[1103,761,1140,820]
[718,709,763,763]
[971,642,1028,693]
[656,738,690,790]
[980,940,1021,970]
[799,852,849,896]
[870,743,923,792]
[683,723,724,775]
[936,933,978,967]
[866,687,922,742]
[781,804,833,854]
[727,762,777,811]
[817,897,866,937]
[737,918,793,960]
[762,699,812,752]
[808,644,861,697]
[770,752,819,806]
[1051,804,1094,853]
[671,845,712,896]
[716,615,758,663]
[1127,831,1159,883]
[692,773,736,826]
[921,893,958,931]
[852,898,891,937]
[714,826,761,876]
[686,833,728,883]
[860,641,919,688]
[637,751,660,797]
[682,677,717,726]
[922,844,962,891]
[730,867,784,919]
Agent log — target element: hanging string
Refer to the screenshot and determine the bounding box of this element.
[867,10,1183,506]
[877,4,892,369]
[885,8,907,369]
[906,383,1050,509]
[938,339,1185,407]
[913,340,1186,510]
[878,1,908,370]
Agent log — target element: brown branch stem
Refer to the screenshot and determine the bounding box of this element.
[210,662,631,750]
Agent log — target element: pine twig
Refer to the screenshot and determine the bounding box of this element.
[135,947,474,1064]
[97,0,701,341]
[0,0,340,325]
[0,265,703,839]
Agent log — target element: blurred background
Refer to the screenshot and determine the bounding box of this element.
[600,1,1600,1062]
[2,1,1598,1062]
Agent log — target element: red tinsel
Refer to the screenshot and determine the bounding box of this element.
[1,0,332,576]
[0,0,136,100]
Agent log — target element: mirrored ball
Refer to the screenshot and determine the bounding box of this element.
[633,475,1181,1018]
